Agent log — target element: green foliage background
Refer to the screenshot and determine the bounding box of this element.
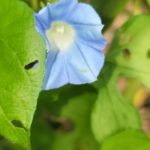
[1,0,150,150]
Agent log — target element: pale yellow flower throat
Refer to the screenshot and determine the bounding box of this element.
[46,21,75,51]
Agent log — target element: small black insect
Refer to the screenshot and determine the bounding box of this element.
[24,60,39,70]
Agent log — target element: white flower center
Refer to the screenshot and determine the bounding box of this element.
[46,21,75,51]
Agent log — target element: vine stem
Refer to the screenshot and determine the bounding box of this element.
[30,0,39,11]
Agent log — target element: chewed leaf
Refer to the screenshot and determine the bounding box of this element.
[0,0,46,149]
[91,15,150,143]
[107,15,150,88]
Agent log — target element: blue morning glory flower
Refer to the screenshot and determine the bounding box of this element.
[35,0,106,90]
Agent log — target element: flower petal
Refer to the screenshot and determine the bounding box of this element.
[44,52,68,90]
[74,39,105,78]
[66,3,102,25]
[48,0,77,20]
[35,0,106,90]
[49,1,102,25]
[64,43,97,84]
[44,36,105,90]
[34,0,77,31]
[74,24,106,50]
[35,6,52,30]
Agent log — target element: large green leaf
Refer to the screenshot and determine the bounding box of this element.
[91,64,141,143]
[107,15,150,88]
[91,15,150,143]
[0,0,46,149]
[31,85,99,150]
[101,130,150,150]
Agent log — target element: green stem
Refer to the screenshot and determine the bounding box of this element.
[30,0,39,11]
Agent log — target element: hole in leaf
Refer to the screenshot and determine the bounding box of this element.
[44,114,74,133]
[50,121,62,130]
[11,120,27,131]
[147,49,150,58]
[24,60,39,70]
[123,48,131,58]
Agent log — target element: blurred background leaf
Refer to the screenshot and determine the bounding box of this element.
[101,130,150,150]
[91,0,130,27]
[107,15,150,88]
[31,85,100,150]
[91,64,141,143]
[91,13,150,144]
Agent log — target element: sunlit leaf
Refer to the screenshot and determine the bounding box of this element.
[91,64,141,143]
[0,0,46,149]
[101,130,150,150]
[107,15,150,88]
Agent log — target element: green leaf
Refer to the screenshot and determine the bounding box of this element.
[101,130,150,150]
[0,0,46,149]
[147,0,150,5]
[138,143,150,150]
[107,15,150,88]
[91,65,141,143]
[91,15,150,143]
[31,85,99,150]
